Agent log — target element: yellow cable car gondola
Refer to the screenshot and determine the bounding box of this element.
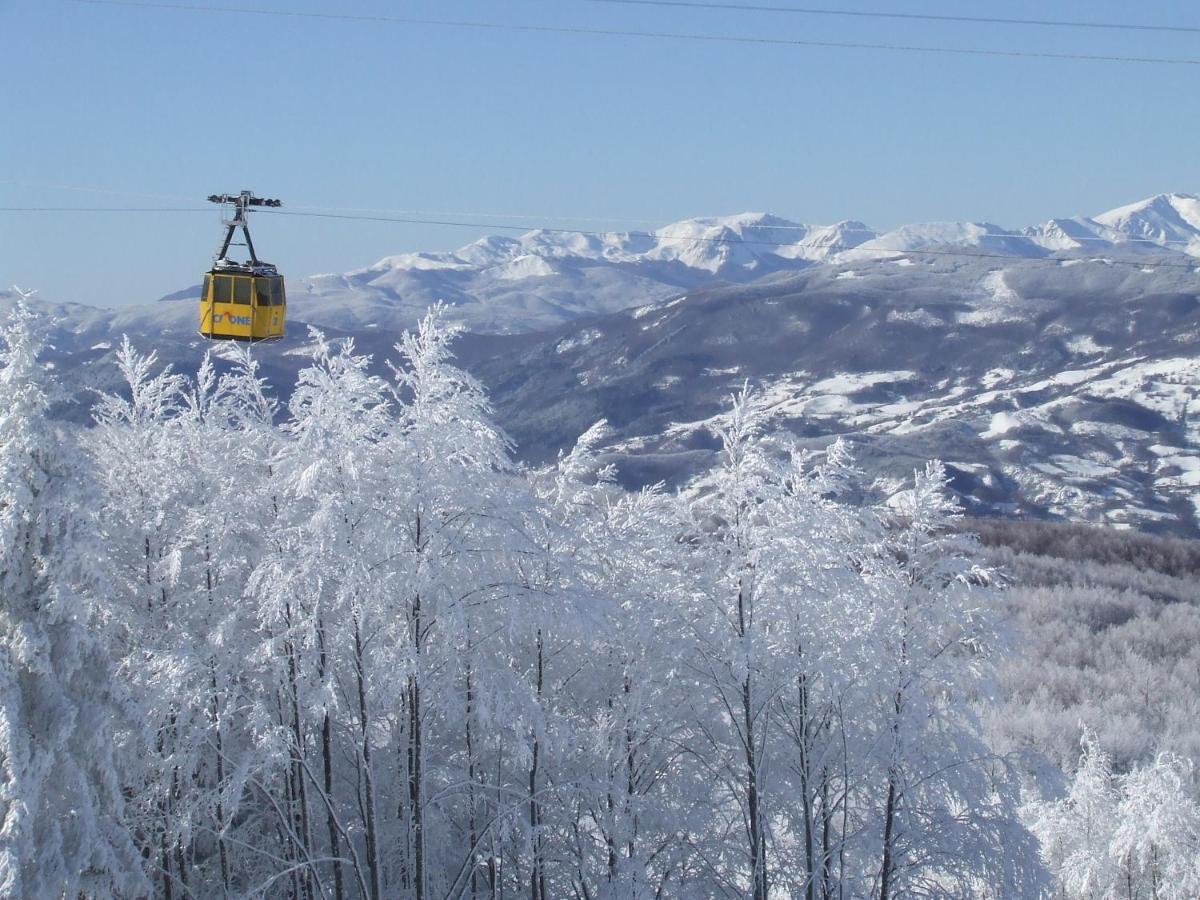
[199,191,286,342]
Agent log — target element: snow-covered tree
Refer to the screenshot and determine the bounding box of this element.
[1027,731,1119,899]
[374,306,528,900]
[260,327,393,899]
[679,385,781,900]
[1112,751,1200,898]
[0,303,144,898]
[1028,731,1200,899]
[868,460,1044,899]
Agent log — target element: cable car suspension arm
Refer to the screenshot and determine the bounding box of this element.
[208,191,281,265]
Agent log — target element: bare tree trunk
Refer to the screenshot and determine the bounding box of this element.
[881,611,907,900]
[491,739,503,900]
[879,776,897,900]
[407,512,429,900]
[159,800,174,900]
[624,674,637,868]
[738,583,767,900]
[202,534,232,895]
[284,613,314,900]
[605,693,618,886]
[408,577,427,900]
[146,525,177,898]
[285,761,303,900]
[838,704,850,900]
[144,533,153,612]
[397,685,412,893]
[820,765,833,900]
[744,672,766,900]
[410,672,425,900]
[796,669,816,900]
[880,692,903,900]
[171,767,189,892]
[354,616,382,900]
[529,629,547,900]
[209,670,231,895]
[316,621,345,900]
[467,656,480,899]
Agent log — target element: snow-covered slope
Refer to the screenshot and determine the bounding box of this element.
[457,255,1200,536]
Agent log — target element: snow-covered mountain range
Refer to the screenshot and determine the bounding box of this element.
[5,192,1200,534]
[153,192,1200,334]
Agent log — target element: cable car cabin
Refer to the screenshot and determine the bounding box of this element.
[199,266,286,342]
[199,191,287,341]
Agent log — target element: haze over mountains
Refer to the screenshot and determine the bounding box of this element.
[5,192,1199,534]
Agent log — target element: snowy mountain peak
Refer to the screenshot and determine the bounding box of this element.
[664,210,778,226]
[840,221,1042,261]
[655,211,801,236]
[1012,193,1200,257]
[365,250,477,274]
[1092,192,1200,250]
[1094,192,1200,228]
[1022,218,1104,252]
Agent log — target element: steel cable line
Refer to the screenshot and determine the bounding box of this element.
[10,183,1200,249]
[63,0,1200,65]
[576,0,1200,35]
[0,179,670,226]
[5,197,1199,251]
[0,206,212,212]
[7,205,1191,269]
[0,178,200,205]
[258,208,1200,268]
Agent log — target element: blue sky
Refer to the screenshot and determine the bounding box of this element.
[3,0,1197,306]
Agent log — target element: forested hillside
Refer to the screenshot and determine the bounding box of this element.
[980,520,1200,778]
[975,520,1200,896]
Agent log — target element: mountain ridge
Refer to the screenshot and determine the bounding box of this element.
[140,193,1200,335]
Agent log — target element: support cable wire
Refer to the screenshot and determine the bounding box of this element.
[2,206,1196,270]
[0,206,211,212]
[62,0,1200,66]
[0,178,199,205]
[0,179,675,226]
[5,182,1200,247]
[577,0,1200,36]
[263,208,1199,269]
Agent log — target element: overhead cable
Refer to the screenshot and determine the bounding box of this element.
[578,0,1200,35]
[6,180,1200,248]
[63,0,1200,66]
[3,206,1196,268]
[9,205,1190,269]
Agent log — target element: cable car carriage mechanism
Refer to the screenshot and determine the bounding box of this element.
[199,191,286,341]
